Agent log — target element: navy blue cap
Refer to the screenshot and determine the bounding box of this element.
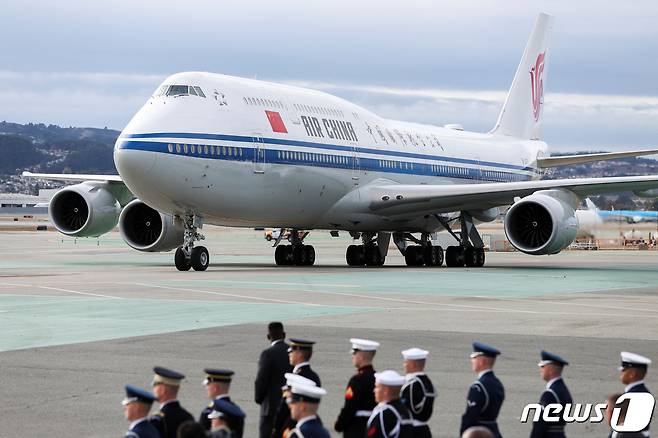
[288,338,315,352]
[470,342,501,358]
[153,366,185,386]
[539,350,569,367]
[122,384,157,405]
[208,398,246,420]
[203,369,234,384]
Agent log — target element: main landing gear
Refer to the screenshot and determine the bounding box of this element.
[346,232,389,267]
[393,233,444,267]
[435,212,486,267]
[274,229,316,266]
[174,214,209,271]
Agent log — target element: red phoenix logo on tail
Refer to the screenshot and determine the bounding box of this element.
[529,52,545,122]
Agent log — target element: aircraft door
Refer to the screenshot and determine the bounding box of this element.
[351,146,360,185]
[252,134,265,174]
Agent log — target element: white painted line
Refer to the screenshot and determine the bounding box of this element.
[38,286,123,300]
[132,283,327,307]
[471,295,658,314]
[163,280,361,288]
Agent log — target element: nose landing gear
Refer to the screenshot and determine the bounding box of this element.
[174,214,208,271]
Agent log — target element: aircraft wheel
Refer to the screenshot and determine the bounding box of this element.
[292,245,305,265]
[365,245,382,266]
[275,245,288,266]
[346,244,365,266]
[475,248,485,267]
[433,246,444,267]
[445,246,465,267]
[304,245,316,266]
[191,246,209,271]
[405,246,423,266]
[174,247,191,271]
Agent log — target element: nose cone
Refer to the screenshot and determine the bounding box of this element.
[114,139,157,195]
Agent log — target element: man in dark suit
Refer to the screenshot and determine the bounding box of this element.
[122,384,160,438]
[529,351,573,438]
[150,366,194,438]
[460,342,505,438]
[255,322,292,438]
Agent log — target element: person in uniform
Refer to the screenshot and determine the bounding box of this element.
[150,366,194,438]
[272,373,319,438]
[207,397,247,438]
[255,322,292,438]
[199,368,244,438]
[366,370,413,438]
[334,338,379,438]
[401,347,435,438]
[529,351,573,438]
[121,384,160,438]
[616,352,652,437]
[288,338,321,385]
[460,342,505,438]
[287,382,331,438]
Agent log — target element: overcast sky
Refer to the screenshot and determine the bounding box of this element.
[1,0,657,152]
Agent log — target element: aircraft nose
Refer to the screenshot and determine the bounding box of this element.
[113,140,157,184]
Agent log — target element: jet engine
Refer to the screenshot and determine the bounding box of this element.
[49,182,120,237]
[119,199,183,252]
[504,190,579,255]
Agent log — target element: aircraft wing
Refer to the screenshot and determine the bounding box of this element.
[22,171,124,183]
[536,149,658,168]
[365,175,658,216]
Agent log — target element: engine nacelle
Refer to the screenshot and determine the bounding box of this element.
[504,190,579,255]
[49,183,120,237]
[119,199,183,252]
[467,207,500,223]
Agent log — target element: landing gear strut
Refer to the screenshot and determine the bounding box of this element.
[274,229,315,266]
[435,212,485,268]
[346,232,389,267]
[394,232,444,267]
[174,214,208,271]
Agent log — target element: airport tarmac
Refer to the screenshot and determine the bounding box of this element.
[1,227,657,437]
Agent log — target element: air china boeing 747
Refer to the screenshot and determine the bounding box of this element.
[24,13,658,271]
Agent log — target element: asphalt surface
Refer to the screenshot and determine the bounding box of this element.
[1,227,657,437]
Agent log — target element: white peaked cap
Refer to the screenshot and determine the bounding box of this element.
[374,370,405,386]
[291,383,327,399]
[350,338,380,352]
[621,352,652,366]
[284,373,316,388]
[401,347,429,360]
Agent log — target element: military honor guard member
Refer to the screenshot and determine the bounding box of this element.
[401,347,436,438]
[366,370,413,438]
[272,373,319,438]
[207,397,247,438]
[287,382,331,438]
[617,352,652,437]
[150,366,194,438]
[334,338,379,438]
[529,351,573,438]
[121,384,161,438]
[460,342,505,438]
[288,338,321,386]
[255,322,292,438]
[199,368,244,438]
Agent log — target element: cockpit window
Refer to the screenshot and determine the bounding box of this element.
[189,86,198,96]
[167,85,191,96]
[193,86,206,98]
[159,84,207,98]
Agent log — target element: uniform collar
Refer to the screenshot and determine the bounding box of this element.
[625,380,645,392]
[293,362,310,373]
[296,415,317,428]
[405,372,425,381]
[160,399,178,409]
[358,364,374,373]
[214,394,229,401]
[129,417,147,430]
[546,377,562,390]
[271,339,284,346]
[478,369,493,379]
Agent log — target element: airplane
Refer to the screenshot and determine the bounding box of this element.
[574,199,604,238]
[23,13,658,271]
[595,206,658,223]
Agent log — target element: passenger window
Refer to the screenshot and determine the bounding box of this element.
[204,145,209,154]
[183,144,189,153]
[176,144,181,153]
[167,144,173,153]
[191,144,196,154]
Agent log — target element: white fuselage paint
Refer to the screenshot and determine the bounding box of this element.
[114,72,546,232]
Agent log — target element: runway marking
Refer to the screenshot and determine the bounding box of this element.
[37,286,123,300]
[301,289,658,318]
[132,283,328,307]
[165,279,361,288]
[471,295,658,314]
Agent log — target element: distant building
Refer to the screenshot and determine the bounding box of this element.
[0,189,55,214]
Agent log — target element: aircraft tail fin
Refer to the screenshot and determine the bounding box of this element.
[491,13,553,140]
[585,198,598,211]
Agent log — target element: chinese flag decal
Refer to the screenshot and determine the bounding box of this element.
[266,110,288,133]
[368,426,376,436]
[345,386,354,400]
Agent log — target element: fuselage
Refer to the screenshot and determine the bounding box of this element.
[114,72,547,232]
